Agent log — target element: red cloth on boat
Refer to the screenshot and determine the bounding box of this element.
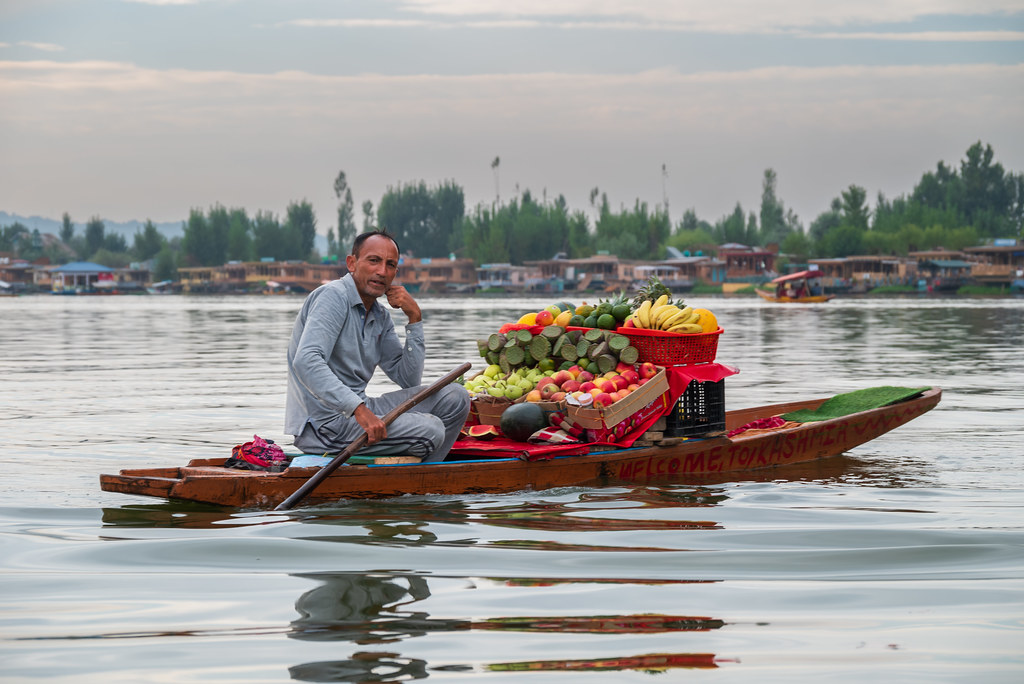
[727,415,786,438]
[450,436,590,461]
[664,363,739,400]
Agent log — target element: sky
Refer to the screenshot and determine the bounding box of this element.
[1,0,1023,238]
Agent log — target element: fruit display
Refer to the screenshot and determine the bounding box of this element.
[466,280,719,405]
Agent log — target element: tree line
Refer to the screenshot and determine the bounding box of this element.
[2,141,1020,277]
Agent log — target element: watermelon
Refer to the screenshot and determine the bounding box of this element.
[466,424,500,440]
[500,402,547,442]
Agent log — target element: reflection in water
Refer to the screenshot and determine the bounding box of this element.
[287,572,727,681]
[486,652,724,672]
[289,653,429,682]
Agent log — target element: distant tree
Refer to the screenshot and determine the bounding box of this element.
[840,185,870,231]
[326,228,339,261]
[153,244,178,282]
[91,247,130,268]
[60,212,74,244]
[781,229,812,263]
[667,227,716,254]
[746,211,759,246]
[0,222,29,253]
[133,220,166,261]
[460,190,592,264]
[285,200,317,260]
[714,203,747,244]
[181,208,213,266]
[362,200,375,232]
[333,171,357,256]
[821,224,864,257]
[226,208,253,262]
[759,169,791,245]
[378,180,466,258]
[809,198,843,245]
[85,216,106,257]
[252,210,285,261]
[593,195,669,260]
[103,231,127,254]
[959,141,1014,236]
[207,204,231,266]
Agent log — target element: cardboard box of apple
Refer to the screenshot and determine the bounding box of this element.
[529,361,661,408]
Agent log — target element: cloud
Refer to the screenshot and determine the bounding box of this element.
[284,17,1024,41]
[17,41,65,52]
[120,0,206,5]
[806,30,1024,41]
[394,1,1024,32]
[284,2,1024,37]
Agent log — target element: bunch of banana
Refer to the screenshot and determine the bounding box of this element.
[630,295,704,333]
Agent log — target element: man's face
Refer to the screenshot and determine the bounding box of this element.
[346,235,399,302]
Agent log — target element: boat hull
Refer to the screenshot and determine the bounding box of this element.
[100,388,941,508]
[756,289,834,303]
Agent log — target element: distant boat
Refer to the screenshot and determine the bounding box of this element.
[146,280,175,294]
[756,269,834,303]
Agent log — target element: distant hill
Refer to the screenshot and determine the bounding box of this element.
[0,211,185,240]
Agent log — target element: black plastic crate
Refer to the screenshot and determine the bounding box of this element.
[665,379,726,438]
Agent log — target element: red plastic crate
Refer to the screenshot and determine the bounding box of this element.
[616,327,722,366]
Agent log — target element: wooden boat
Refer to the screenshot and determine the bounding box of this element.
[100,387,941,508]
[756,269,834,303]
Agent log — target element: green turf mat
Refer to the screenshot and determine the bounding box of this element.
[782,386,930,422]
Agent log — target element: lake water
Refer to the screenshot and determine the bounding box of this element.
[1,293,1022,682]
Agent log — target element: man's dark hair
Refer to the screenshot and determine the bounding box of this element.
[351,230,400,257]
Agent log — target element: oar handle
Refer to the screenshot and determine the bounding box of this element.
[275,362,472,510]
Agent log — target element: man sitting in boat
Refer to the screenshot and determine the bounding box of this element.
[285,230,470,463]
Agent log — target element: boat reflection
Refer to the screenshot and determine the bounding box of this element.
[485,651,725,672]
[287,571,728,681]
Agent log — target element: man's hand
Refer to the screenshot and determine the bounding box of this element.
[385,285,422,324]
[353,403,387,445]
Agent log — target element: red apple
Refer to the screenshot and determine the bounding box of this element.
[615,361,634,374]
[579,381,596,393]
[561,379,581,393]
[615,388,632,401]
[627,383,639,391]
[539,383,560,400]
[593,377,614,392]
[621,369,639,385]
[567,365,583,378]
[639,362,658,380]
[551,370,574,387]
[535,376,557,393]
[593,392,615,408]
[577,370,594,383]
[611,375,630,391]
[535,309,554,326]
[549,391,566,402]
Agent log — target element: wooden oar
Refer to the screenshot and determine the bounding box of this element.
[275,361,472,511]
